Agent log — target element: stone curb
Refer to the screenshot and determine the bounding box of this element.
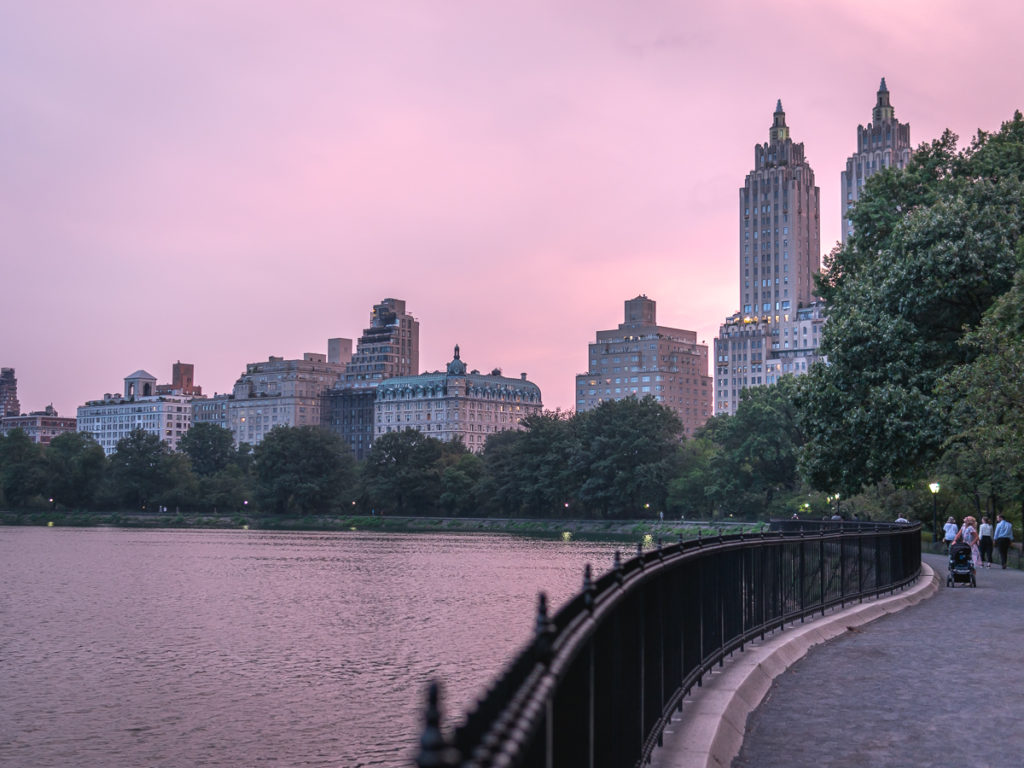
[651,563,941,768]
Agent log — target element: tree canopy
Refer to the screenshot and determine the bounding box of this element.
[798,111,1024,496]
[253,426,356,515]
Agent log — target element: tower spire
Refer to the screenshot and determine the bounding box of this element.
[872,77,894,123]
[770,99,789,142]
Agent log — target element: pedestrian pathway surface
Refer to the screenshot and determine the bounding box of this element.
[731,554,1024,768]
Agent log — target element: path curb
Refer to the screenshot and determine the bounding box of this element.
[651,563,940,768]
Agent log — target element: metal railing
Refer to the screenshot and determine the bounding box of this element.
[416,521,921,768]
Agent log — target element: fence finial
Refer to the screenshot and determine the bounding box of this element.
[583,563,595,611]
[535,592,554,663]
[416,681,457,768]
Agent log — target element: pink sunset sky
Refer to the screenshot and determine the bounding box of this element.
[3,1,1023,418]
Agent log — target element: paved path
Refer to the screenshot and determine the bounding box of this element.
[731,554,1024,768]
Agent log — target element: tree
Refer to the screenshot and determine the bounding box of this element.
[195,464,253,513]
[0,429,47,508]
[360,429,446,515]
[107,429,177,510]
[45,431,106,510]
[438,451,484,517]
[178,423,236,476]
[154,452,200,511]
[702,378,804,519]
[477,411,579,517]
[937,266,1024,520]
[666,436,718,519]
[570,397,683,518]
[799,112,1024,494]
[254,426,356,514]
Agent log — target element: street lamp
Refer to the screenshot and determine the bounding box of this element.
[929,482,941,550]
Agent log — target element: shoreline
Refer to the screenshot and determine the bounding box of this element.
[0,510,759,542]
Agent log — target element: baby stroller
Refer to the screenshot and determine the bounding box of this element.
[947,543,976,588]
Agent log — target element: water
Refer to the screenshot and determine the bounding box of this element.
[0,527,623,768]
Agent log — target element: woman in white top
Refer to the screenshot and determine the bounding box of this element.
[978,516,994,567]
[942,517,959,553]
[954,516,981,567]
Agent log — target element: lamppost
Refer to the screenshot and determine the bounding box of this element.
[929,482,940,550]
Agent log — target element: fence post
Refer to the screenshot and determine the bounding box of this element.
[819,526,826,617]
[583,563,595,612]
[799,531,806,623]
[416,681,458,768]
[858,534,864,603]
[840,528,846,609]
[535,592,554,665]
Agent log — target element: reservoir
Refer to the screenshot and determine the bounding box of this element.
[0,526,623,767]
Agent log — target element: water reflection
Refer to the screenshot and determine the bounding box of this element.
[0,527,622,768]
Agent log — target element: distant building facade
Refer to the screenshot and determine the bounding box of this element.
[323,298,420,459]
[575,296,711,436]
[192,395,231,431]
[77,370,194,455]
[1,405,76,445]
[0,367,19,417]
[342,298,419,384]
[374,346,542,453]
[715,301,827,407]
[204,348,351,447]
[714,101,823,416]
[321,387,377,460]
[841,78,912,244]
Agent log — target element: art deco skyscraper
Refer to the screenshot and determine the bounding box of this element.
[739,100,820,318]
[840,78,912,244]
[713,101,824,416]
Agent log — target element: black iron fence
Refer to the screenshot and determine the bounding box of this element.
[416,521,921,768]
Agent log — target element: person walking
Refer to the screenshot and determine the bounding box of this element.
[978,516,994,567]
[954,516,981,568]
[994,514,1014,569]
[942,516,959,553]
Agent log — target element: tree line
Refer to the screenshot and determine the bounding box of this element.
[3,111,1023,528]
[0,389,826,520]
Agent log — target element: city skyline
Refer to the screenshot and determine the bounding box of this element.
[4,2,1023,417]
